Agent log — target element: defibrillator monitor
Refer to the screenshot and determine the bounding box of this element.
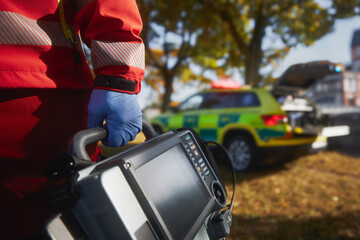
[93,130,227,239]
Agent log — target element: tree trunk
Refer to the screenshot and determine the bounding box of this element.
[245,54,261,86]
[245,0,267,87]
[161,73,173,113]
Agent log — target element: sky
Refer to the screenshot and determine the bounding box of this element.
[138,16,360,109]
[274,16,360,77]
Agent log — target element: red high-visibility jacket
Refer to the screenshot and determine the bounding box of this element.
[0,1,144,238]
[0,0,145,93]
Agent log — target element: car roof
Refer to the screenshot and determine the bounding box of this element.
[200,87,267,94]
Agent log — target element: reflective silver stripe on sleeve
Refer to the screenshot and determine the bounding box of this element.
[0,11,72,47]
[91,41,145,71]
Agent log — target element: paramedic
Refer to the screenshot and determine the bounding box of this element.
[0,0,144,238]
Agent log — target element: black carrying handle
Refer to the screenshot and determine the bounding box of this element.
[142,119,158,139]
[68,120,157,161]
[68,127,107,161]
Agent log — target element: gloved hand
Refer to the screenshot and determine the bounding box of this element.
[87,89,142,147]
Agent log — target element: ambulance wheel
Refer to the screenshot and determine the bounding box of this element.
[225,134,257,171]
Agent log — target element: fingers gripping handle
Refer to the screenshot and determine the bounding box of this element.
[68,127,107,161]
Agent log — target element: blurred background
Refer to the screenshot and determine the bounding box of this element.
[135,0,360,111]
[120,0,360,239]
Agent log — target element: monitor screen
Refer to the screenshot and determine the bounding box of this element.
[135,144,211,239]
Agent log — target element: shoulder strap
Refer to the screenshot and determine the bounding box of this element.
[57,0,82,68]
[57,0,76,44]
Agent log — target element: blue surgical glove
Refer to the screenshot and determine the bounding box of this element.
[87,89,142,147]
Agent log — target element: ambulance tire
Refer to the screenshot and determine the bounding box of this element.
[225,134,257,171]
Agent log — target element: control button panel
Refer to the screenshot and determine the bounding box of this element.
[181,133,215,184]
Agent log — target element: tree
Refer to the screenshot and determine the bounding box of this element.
[200,0,360,86]
[138,0,213,112]
[138,0,360,111]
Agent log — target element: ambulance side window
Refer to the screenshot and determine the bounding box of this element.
[199,92,260,109]
[236,92,260,107]
[200,92,237,109]
[178,94,204,111]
